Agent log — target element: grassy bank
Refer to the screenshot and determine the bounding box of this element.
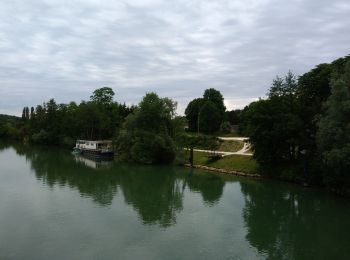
[218,140,243,152]
[192,151,258,174]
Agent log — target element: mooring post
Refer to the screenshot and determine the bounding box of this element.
[189,147,194,167]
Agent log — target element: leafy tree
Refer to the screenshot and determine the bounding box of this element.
[317,61,350,194]
[203,88,226,114]
[185,88,226,134]
[25,107,30,120]
[90,86,115,105]
[242,73,303,168]
[21,108,25,120]
[198,101,221,134]
[0,114,21,139]
[184,98,204,132]
[224,109,241,125]
[116,93,177,164]
[31,129,50,144]
[220,121,231,134]
[203,88,226,128]
[21,107,30,120]
[269,71,298,98]
[30,107,34,119]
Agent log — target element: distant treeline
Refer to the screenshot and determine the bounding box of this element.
[0,87,191,164]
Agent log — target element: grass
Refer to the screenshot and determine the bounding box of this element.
[192,151,258,174]
[184,131,243,138]
[218,140,244,152]
[194,140,243,152]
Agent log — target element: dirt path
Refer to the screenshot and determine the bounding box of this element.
[188,136,253,156]
[192,136,253,156]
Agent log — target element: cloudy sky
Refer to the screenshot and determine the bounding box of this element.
[0,0,349,115]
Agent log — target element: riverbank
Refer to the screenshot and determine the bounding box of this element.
[191,151,258,173]
[185,164,261,178]
[182,150,260,178]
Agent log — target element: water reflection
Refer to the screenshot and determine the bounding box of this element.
[11,144,225,227]
[186,172,225,206]
[73,154,113,169]
[240,181,350,260]
[2,142,350,259]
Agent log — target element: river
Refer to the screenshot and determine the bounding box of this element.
[0,142,349,259]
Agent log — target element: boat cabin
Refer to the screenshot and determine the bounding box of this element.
[75,140,113,153]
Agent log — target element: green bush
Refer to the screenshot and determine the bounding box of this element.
[31,130,50,145]
[129,132,176,164]
[61,136,75,149]
[220,121,231,134]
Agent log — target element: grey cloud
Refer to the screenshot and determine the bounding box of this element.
[0,0,349,115]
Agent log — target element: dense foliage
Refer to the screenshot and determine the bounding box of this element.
[185,88,227,134]
[1,87,135,148]
[0,114,22,139]
[115,93,178,164]
[241,55,350,195]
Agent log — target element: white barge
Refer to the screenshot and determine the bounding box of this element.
[74,140,114,158]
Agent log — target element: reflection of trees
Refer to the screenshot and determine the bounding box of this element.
[241,181,350,260]
[118,166,183,227]
[20,145,118,206]
[9,144,225,228]
[186,172,225,206]
[0,140,11,151]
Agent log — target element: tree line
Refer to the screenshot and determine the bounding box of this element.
[240,55,350,195]
[1,55,349,195]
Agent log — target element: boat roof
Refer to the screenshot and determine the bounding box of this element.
[77,140,112,143]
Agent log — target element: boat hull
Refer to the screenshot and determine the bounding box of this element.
[80,149,114,158]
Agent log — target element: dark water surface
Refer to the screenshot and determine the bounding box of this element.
[0,142,349,259]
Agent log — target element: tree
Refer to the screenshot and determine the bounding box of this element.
[116,93,177,164]
[90,87,115,105]
[203,88,226,127]
[21,107,30,120]
[242,72,303,169]
[203,88,226,114]
[198,101,221,134]
[184,98,204,132]
[25,107,30,120]
[317,61,350,195]
[21,107,26,120]
[220,121,231,134]
[269,71,297,98]
[30,107,35,119]
[224,109,241,125]
[185,88,226,134]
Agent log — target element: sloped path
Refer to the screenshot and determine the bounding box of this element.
[192,137,253,156]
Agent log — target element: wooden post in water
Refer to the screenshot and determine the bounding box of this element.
[189,147,194,167]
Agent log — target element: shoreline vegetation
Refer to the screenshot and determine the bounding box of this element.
[185,164,261,178]
[1,55,350,196]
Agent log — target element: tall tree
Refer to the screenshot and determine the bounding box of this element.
[90,87,115,105]
[25,107,30,120]
[30,107,35,119]
[203,88,226,114]
[317,61,350,194]
[184,98,204,132]
[199,101,221,134]
[242,72,303,168]
[116,93,176,164]
[21,107,26,120]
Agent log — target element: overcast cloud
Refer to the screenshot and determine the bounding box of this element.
[0,0,349,115]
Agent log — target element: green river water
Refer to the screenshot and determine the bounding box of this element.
[0,142,349,259]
